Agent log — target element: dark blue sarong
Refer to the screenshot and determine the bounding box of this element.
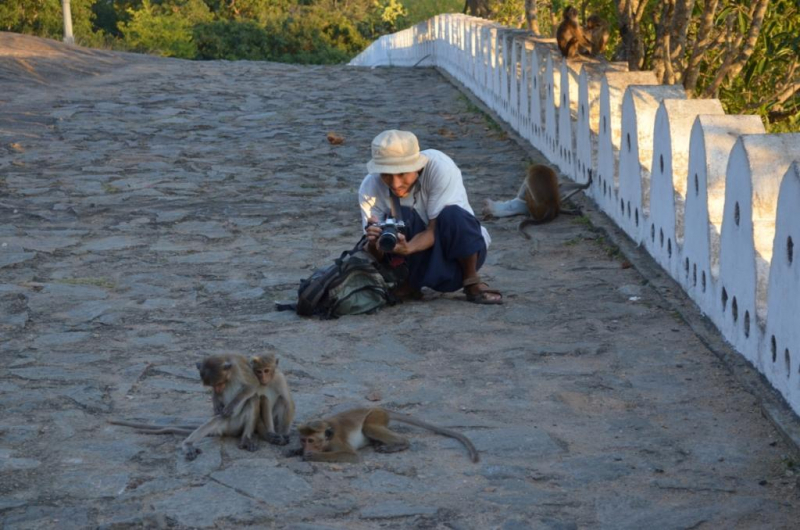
[394,204,487,293]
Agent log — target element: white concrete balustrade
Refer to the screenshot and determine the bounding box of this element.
[350,14,800,416]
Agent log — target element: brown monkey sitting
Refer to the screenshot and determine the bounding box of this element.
[294,407,479,463]
[584,15,609,57]
[556,6,592,58]
[482,164,592,239]
[110,354,263,460]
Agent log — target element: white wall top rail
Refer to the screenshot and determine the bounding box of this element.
[350,14,800,417]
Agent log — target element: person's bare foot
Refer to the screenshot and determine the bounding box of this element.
[463,276,503,304]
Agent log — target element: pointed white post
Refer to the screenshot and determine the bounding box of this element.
[62,0,74,45]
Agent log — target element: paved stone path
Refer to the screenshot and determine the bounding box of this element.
[1,37,799,528]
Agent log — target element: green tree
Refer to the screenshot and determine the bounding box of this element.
[120,0,212,58]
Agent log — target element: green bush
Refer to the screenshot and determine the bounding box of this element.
[119,0,211,58]
[194,20,272,61]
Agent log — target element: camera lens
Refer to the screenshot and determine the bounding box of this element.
[378,226,398,252]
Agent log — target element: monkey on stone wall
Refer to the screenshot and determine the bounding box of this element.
[556,6,592,58]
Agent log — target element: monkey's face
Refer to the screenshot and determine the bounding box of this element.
[298,422,332,454]
[564,6,578,20]
[253,364,274,385]
[250,356,277,386]
[197,358,231,394]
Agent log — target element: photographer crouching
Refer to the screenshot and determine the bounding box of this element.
[359,130,502,305]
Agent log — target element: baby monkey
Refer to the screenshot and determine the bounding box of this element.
[221,353,295,446]
[584,15,609,57]
[293,407,479,463]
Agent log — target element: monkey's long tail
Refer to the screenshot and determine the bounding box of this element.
[108,419,199,435]
[387,411,480,463]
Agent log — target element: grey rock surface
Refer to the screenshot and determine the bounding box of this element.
[1,34,798,529]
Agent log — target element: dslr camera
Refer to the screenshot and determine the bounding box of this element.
[372,217,407,252]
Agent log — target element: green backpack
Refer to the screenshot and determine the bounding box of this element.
[296,240,403,319]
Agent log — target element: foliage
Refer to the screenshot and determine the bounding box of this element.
[119,0,211,58]
[402,0,462,26]
[0,0,98,43]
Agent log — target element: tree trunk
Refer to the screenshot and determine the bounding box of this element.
[682,0,719,92]
[524,0,539,34]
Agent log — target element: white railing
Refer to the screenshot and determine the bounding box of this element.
[350,14,800,417]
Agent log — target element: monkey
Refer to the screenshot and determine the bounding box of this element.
[220,354,295,446]
[292,407,479,464]
[583,15,609,57]
[109,354,262,460]
[556,6,592,59]
[482,164,592,239]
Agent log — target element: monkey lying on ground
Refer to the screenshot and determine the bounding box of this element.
[109,354,263,460]
[556,6,592,58]
[584,15,609,57]
[221,354,295,445]
[291,407,479,463]
[482,164,592,239]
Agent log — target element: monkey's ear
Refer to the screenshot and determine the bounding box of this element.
[324,427,334,440]
[222,362,232,370]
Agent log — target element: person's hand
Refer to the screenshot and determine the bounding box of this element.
[389,232,411,256]
[365,216,382,246]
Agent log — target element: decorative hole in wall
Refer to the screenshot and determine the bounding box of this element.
[581,105,585,118]
[626,133,631,152]
[702,271,707,292]
[660,155,664,174]
[603,180,607,195]
[627,201,631,218]
[660,228,664,247]
[785,349,791,378]
[563,94,566,106]
[603,116,607,134]
[693,264,697,286]
[635,208,639,226]
[620,198,624,213]
[788,236,794,265]
[684,258,689,277]
[731,297,738,323]
[668,238,672,258]
[694,173,699,196]
[651,224,655,242]
[534,77,537,89]
[744,311,750,338]
[734,202,740,226]
[721,287,728,312]
[771,335,777,362]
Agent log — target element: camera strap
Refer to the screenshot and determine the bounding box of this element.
[389,192,405,226]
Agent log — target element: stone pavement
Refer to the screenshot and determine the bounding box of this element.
[1,36,799,528]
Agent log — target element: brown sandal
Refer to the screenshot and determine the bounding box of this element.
[463,276,503,305]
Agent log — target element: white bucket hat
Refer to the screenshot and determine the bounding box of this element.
[366,130,429,174]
